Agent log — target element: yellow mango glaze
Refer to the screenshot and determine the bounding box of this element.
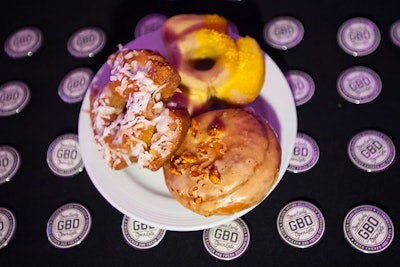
[215,36,265,104]
[203,14,228,33]
[174,28,238,110]
[192,29,265,105]
[162,13,265,112]
[193,29,238,76]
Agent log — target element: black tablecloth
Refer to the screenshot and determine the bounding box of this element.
[1,0,400,266]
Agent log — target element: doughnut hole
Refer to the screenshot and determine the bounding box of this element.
[189,58,215,71]
[171,29,238,114]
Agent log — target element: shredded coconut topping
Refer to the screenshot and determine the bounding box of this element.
[91,49,179,169]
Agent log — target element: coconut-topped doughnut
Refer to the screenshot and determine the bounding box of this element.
[90,48,190,171]
[163,108,281,216]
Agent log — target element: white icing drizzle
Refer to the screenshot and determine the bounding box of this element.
[92,49,178,169]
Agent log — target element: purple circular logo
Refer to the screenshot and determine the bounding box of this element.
[203,218,250,260]
[390,19,400,47]
[344,205,394,253]
[348,130,396,172]
[337,17,380,57]
[59,68,93,104]
[0,81,31,116]
[337,66,381,104]
[0,146,21,185]
[0,207,17,249]
[47,133,84,177]
[4,27,43,58]
[135,14,167,38]
[228,20,239,36]
[121,215,166,249]
[277,201,325,248]
[46,203,92,248]
[285,70,315,106]
[287,133,320,173]
[263,16,304,50]
[67,27,106,58]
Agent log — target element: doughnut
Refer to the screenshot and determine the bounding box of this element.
[162,14,228,45]
[162,14,265,114]
[213,36,265,105]
[90,48,190,171]
[167,28,239,114]
[163,108,281,216]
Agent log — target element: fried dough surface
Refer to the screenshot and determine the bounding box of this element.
[164,108,281,216]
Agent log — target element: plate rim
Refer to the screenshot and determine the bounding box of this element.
[78,29,297,231]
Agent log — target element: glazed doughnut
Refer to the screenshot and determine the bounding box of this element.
[90,48,190,171]
[163,108,281,216]
[162,14,228,45]
[167,28,239,114]
[162,14,265,114]
[213,36,265,105]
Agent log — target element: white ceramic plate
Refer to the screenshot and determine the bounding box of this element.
[78,29,297,231]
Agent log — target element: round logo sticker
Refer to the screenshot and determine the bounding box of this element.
[203,218,250,260]
[0,146,21,185]
[277,200,325,248]
[285,70,315,106]
[287,133,320,173]
[46,133,84,177]
[348,130,396,172]
[0,207,17,249]
[390,19,400,47]
[121,215,166,249]
[337,17,380,57]
[46,203,92,249]
[0,81,31,117]
[337,66,381,104]
[67,27,106,58]
[58,68,93,104]
[343,205,394,253]
[4,27,43,58]
[228,20,239,36]
[263,16,304,50]
[134,13,167,38]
